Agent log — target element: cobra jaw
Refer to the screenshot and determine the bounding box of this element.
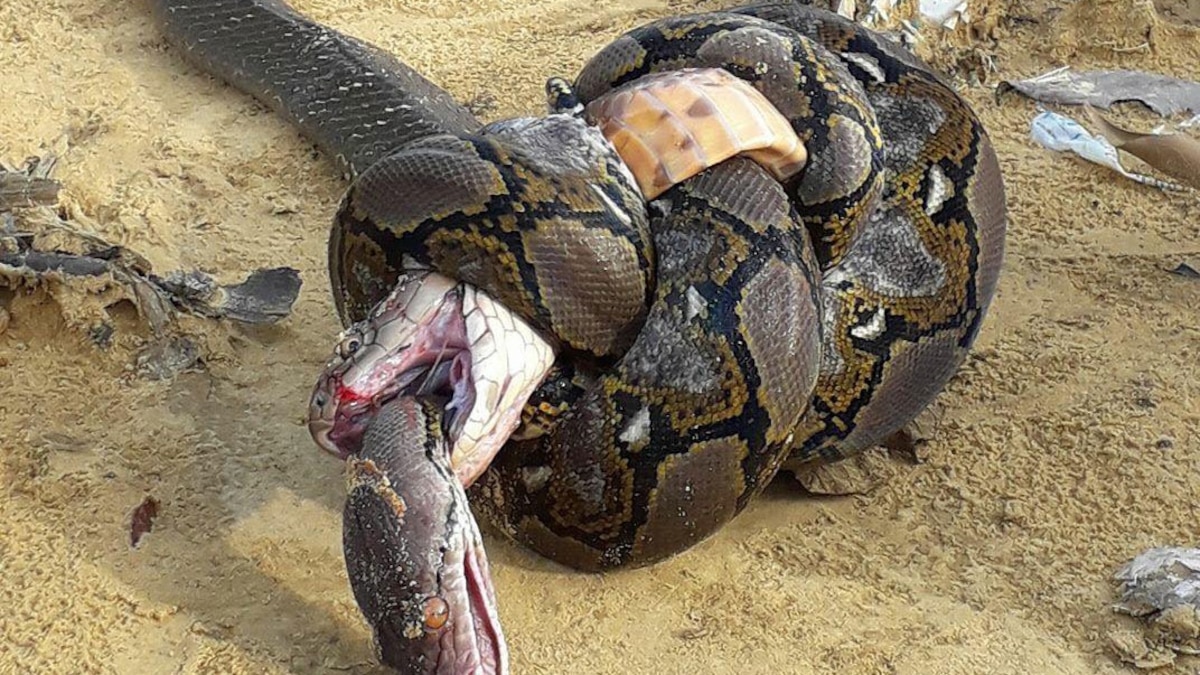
[309,270,463,460]
[308,270,557,486]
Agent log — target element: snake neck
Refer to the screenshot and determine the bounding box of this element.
[149,0,482,179]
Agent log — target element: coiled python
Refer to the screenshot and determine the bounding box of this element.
[149,0,1006,672]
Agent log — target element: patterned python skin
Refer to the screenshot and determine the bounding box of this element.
[471,8,1004,571]
[149,0,1006,573]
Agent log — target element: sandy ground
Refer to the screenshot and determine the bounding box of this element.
[1,0,1198,673]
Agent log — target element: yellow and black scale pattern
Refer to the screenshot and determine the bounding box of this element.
[478,158,825,569]
[572,12,888,267]
[726,2,1007,469]
[330,127,655,361]
[150,0,1006,573]
[466,5,1006,571]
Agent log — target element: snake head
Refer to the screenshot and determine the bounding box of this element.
[308,270,465,461]
[308,269,556,486]
[344,396,509,674]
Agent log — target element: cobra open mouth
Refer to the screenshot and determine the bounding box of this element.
[314,289,472,458]
[309,271,557,486]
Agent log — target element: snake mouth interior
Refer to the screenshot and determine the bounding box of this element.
[461,533,507,673]
[315,277,558,485]
[325,292,475,461]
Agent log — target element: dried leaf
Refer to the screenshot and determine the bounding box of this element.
[155,267,302,324]
[3,148,301,331]
[0,250,302,328]
[1167,261,1199,278]
[130,496,161,548]
[0,154,62,209]
[0,249,120,278]
[1085,106,1200,190]
[0,173,60,210]
[136,336,202,380]
[1001,67,1200,117]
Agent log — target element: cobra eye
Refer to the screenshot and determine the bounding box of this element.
[422,596,449,631]
[337,335,363,359]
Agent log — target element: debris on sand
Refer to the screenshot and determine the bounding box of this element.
[1115,546,1200,617]
[0,153,60,210]
[129,495,161,548]
[0,246,301,330]
[1,150,303,378]
[1083,105,1200,190]
[917,0,970,29]
[134,336,203,381]
[839,0,970,32]
[1167,261,1199,279]
[1000,67,1200,118]
[152,267,303,326]
[1108,546,1200,668]
[1029,110,1193,192]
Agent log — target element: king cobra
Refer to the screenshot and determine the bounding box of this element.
[148,0,1006,672]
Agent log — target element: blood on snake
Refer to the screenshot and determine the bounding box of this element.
[147,1,1007,672]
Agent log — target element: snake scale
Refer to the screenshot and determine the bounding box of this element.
[149,0,1006,669]
[465,9,1007,571]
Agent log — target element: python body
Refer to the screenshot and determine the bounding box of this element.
[148,1,1006,672]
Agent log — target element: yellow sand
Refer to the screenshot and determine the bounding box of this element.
[1,0,1197,672]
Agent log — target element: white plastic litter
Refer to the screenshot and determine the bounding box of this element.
[919,0,969,28]
[861,0,894,26]
[1115,546,1200,616]
[1030,110,1187,191]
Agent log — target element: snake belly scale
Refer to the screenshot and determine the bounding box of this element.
[148,0,1006,574]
